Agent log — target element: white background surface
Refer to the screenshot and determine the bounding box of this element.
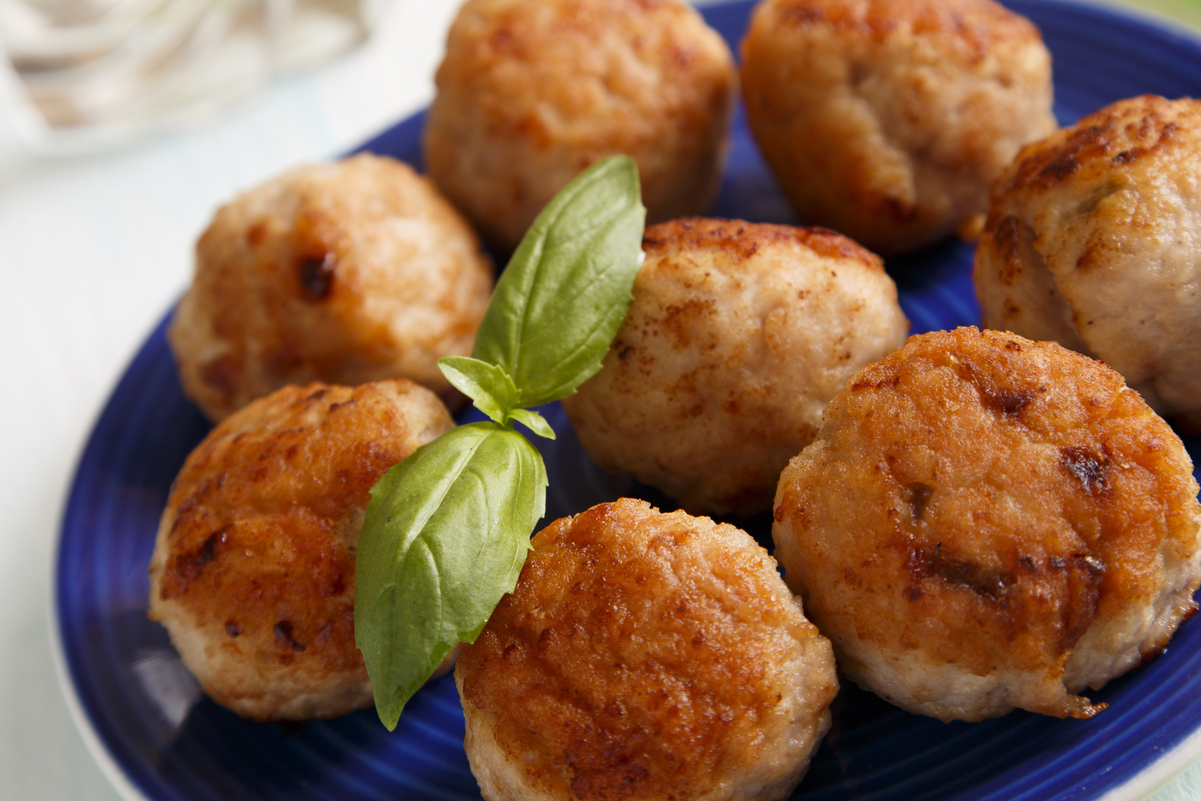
[2,0,1201,799]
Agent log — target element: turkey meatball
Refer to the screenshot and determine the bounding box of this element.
[168,153,495,422]
[147,379,456,722]
[773,328,1201,722]
[423,0,738,254]
[562,218,909,517]
[740,0,1058,256]
[975,94,1201,427]
[456,497,839,801]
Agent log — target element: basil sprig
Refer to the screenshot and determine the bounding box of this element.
[354,155,646,730]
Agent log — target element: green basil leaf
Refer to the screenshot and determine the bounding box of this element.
[508,408,555,441]
[472,155,646,408]
[354,422,546,730]
[355,156,647,732]
[438,355,520,425]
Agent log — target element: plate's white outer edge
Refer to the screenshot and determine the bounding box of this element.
[1100,726,1201,801]
[48,565,152,801]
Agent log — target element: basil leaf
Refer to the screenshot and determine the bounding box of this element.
[438,355,521,425]
[355,156,646,732]
[439,356,556,439]
[508,408,555,441]
[354,422,546,730]
[472,155,646,408]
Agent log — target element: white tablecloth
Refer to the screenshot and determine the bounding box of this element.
[2,1,1200,799]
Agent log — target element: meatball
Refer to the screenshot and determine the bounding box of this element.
[456,498,839,801]
[168,153,495,422]
[422,0,737,254]
[772,327,1201,722]
[147,379,456,722]
[975,94,1201,427]
[561,218,909,517]
[740,0,1058,256]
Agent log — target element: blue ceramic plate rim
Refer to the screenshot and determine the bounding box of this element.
[53,2,1201,801]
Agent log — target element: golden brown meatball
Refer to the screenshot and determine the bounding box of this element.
[147,379,456,722]
[422,0,738,254]
[168,153,495,422]
[740,0,1058,256]
[975,95,1201,427]
[561,218,909,517]
[772,327,1201,722]
[456,498,838,801]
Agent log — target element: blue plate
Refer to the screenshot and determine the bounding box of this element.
[54,2,1201,800]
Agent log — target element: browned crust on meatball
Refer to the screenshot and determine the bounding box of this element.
[993,94,1196,201]
[642,216,884,268]
[423,0,737,253]
[563,217,908,517]
[169,154,494,422]
[764,0,1045,58]
[740,0,1057,255]
[773,328,1201,720]
[975,95,1201,420]
[457,498,838,801]
[147,379,455,721]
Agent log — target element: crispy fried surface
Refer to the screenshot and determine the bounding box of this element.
[423,0,737,254]
[562,218,908,516]
[975,95,1201,423]
[147,380,455,721]
[168,153,494,422]
[457,498,838,801]
[773,328,1201,721]
[740,0,1057,255]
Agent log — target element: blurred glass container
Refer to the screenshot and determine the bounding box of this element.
[0,0,377,151]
